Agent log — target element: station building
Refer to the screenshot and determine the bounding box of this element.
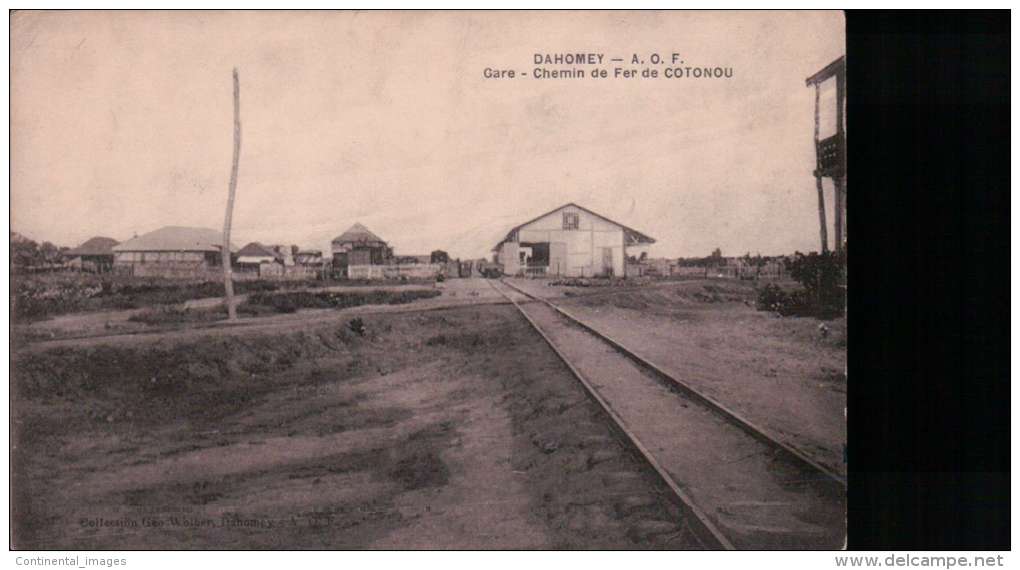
[492,203,655,278]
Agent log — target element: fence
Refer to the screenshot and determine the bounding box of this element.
[628,263,788,280]
[112,261,235,281]
[347,263,443,280]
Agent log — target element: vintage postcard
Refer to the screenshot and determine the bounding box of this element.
[10,10,846,550]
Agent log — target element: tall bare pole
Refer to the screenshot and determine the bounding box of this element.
[833,69,846,254]
[222,68,242,320]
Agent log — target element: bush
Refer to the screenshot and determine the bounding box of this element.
[127,306,225,325]
[755,251,846,318]
[785,251,846,318]
[240,289,441,314]
[348,318,366,335]
[10,274,285,322]
[755,283,788,312]
[254,294,299,314]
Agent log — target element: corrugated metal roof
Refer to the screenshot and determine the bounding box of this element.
[111,226,237,253]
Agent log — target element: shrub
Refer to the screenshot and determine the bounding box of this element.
[10,274,285,322]
[240,289,441,314]
[784,251,846,318]
[755,283,788,312]
[755,251,846,318]
[348,318,366,335]
[127,306,225,325]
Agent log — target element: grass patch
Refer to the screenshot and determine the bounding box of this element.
[241,289,441,314]
[12,273,440,323]
[127,306,227,325]
[124,289,442,326]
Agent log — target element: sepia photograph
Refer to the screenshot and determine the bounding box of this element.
[10,10,849,551]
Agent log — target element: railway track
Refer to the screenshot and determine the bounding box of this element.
[488,278,846,549]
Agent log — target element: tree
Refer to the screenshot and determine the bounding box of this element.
[784,250,846,316]
[11,236,39,268]
[38,241,62,264]
[708,248,723,267]
[742,252,768,280]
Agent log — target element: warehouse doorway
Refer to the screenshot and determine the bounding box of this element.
[600,247,614,277]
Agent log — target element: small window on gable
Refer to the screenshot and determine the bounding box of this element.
[563,212,579,230]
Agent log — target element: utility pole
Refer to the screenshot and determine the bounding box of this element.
[812,81,828,253]
[222,68,242,320]
[806,56,847,255]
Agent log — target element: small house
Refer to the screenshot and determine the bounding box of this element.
[65,236,119,273]
[294,249,324,266]
[237,242,281,266]
[331,223,392,277]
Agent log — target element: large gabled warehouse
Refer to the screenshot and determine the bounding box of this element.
[492,203,656,278]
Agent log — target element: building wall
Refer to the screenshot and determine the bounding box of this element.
[66,255,114,273]
[282,265,321,280]
[113,250,223,279]
[507,206,626,277]
[258,262,284,278]
[294,253,323,265]
[498,242,521,275]
[332,243,389,265]
[115,251,207,264]
[237,255,276,265]
[114,262,224,280]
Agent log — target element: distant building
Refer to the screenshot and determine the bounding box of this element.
[294,249,324,266]
[492,203,656,278]
[267,245,295,267]
[112,226,236,279]
[235,242,284,278]
[331,223,391,276]
[393,255,432,265]
[65,236,119,273]
[236,242,281,266]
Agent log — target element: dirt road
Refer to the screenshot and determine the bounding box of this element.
[16,279,508,349]
[12,303,700,549]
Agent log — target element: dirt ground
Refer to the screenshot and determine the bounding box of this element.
[508,278,847,476]
[13,279,505,345]
[12,302,700,549]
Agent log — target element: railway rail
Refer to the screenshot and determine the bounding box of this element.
[488,278,846,549]
[502,279,847,488]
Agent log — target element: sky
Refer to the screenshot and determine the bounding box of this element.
[11,10,845,260]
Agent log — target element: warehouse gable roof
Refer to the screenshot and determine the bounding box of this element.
[112,226,237,253]
[492,202,656,251]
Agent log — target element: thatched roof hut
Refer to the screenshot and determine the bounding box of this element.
[331,223,387,247]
